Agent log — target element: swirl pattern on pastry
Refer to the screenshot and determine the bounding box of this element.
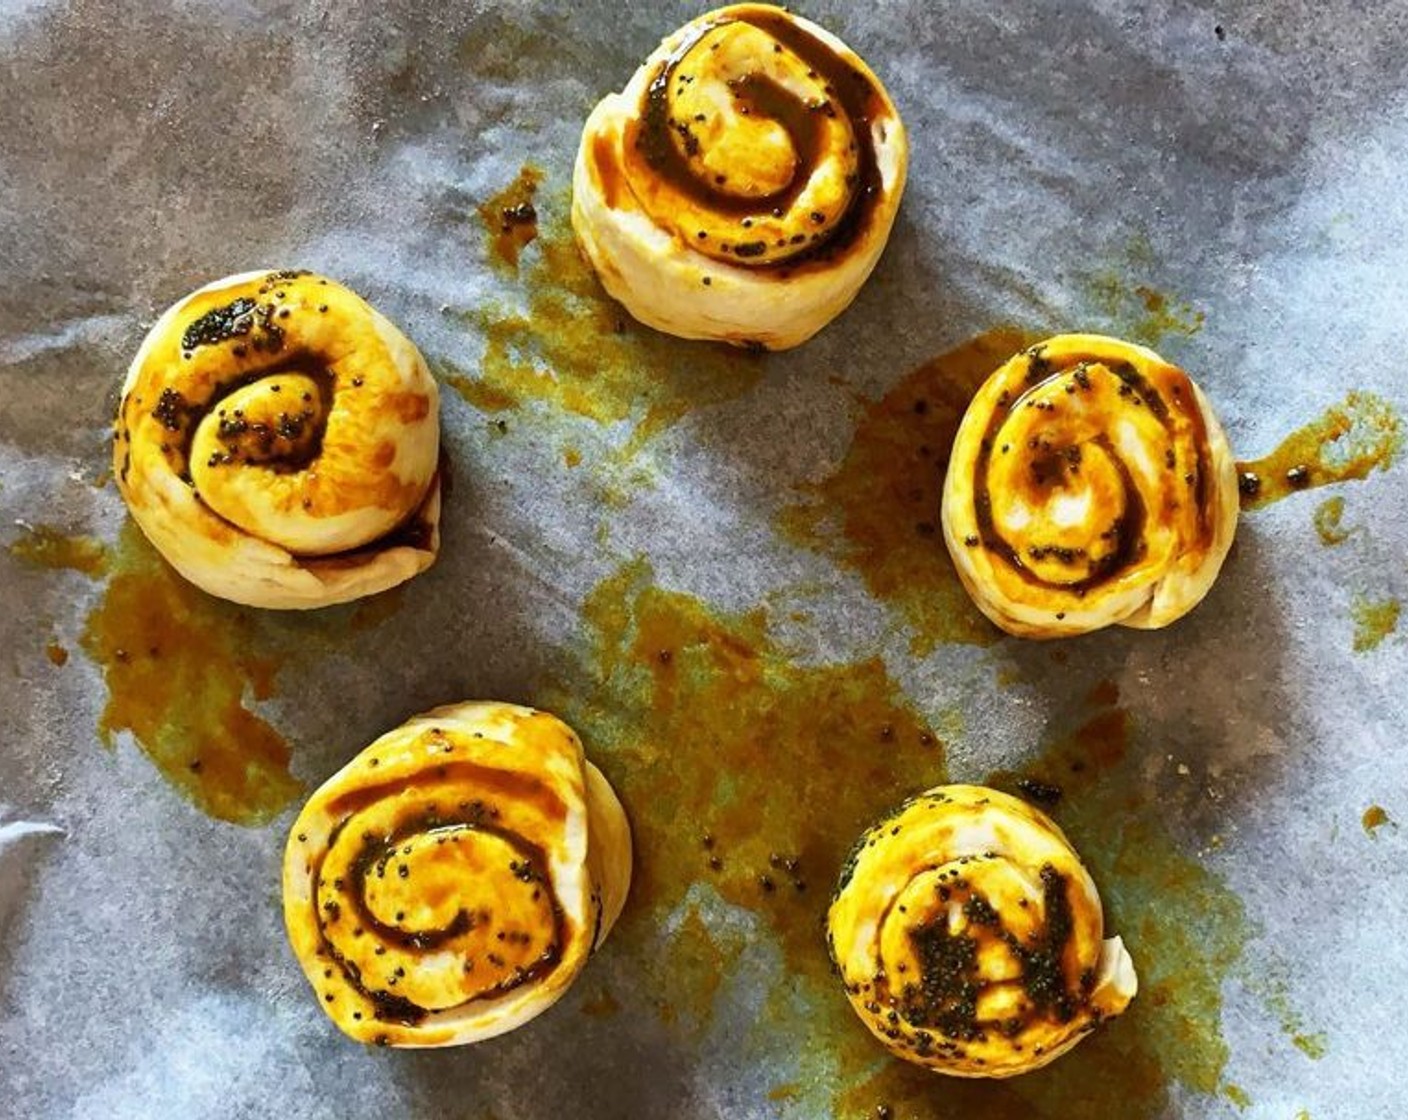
[572,3,907,350]
[828,785,1136,1078]
[114,270,440,609]
[283,702,632,1048]
[941,334,1238,638]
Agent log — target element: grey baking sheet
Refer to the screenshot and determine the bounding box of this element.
[2,1,1407,1117]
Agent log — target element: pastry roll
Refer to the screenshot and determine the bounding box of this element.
[572,3,908,350]
[114,270,440,609]
[828,785,1136,1078]
[283,702,632,1048]
[941,334,1238,638]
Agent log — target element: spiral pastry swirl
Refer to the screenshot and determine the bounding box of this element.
[114,270,440,609]
[941,334,1238,638]
[572,3,907,350]
[283,702,632,1048]
[828,785,1136,1078]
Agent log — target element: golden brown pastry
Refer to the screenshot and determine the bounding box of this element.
[114,270,440,609]
[283,702,632,1048]
[828,785,1136,1078]
[572,3,908,350]
[941,334,1238,637]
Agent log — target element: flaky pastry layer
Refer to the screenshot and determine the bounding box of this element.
[283,701,632,1048]
[572,4,907,350]
[115,270,440,608]
[828,784,1136,1077]
[941,334,1238,637]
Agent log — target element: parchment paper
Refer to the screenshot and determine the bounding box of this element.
[3,2,1407,1118]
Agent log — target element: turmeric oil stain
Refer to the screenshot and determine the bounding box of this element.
[651,905,735,1029]
[1350,594,1399,653]
[1236,391,1402,510]
[1291,1033,1327,1060]
[544,557,945,1004]
[1311,496,1353,546]
[449,169,764,458]
[11,521,300,823]
[578,989,621,1019]
[431,358,518,414]
[349,585,406,632]
[8,524,110,577]
[781,329,1033,654]
[478,164,542,269]
[1084,235,1205,348]
[81,523,301,825]
[551,566,1249,1118]
[1086,278,1205,348]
